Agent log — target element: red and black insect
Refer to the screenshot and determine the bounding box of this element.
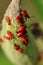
[21,36,27,46]
[3,35,10,40]
[20,10,30,18]
[0,24,2,28]
[16,15,23,23]
[7,30,13,39]
[14,44,23,53]
[17,32,23,38]
[6,16,11,25]
[17,25,25,33]
[0,38,3,43]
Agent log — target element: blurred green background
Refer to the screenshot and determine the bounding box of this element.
[0,0,43,65]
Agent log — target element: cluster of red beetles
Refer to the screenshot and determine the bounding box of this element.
[0,10,30,53]
[14,10,30,53]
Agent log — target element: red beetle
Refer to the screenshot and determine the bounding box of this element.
[3,35,9,40]
[14,44,19,50]
[17,25,25,33]
[18,48,23,53]
[17,32,23,38]
[0,38,3,43]
[7,30,13,39]
[21,36,27,46]
[21,10,30,18]
[0,24,2,28]
[6,16,11,25]
[16,16,23,23]
[14,44,23,53]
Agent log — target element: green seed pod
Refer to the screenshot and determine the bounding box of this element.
[0,0,39,65]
